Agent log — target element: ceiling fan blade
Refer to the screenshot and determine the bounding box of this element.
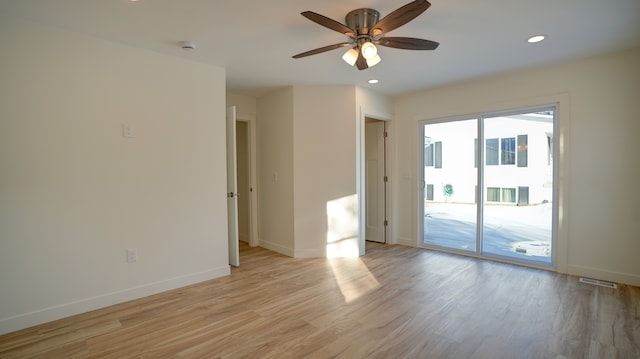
[301,11,356,37]
[376,37,439,50]
[292,42,351,58]
[371,0,431,36]
[355,52,369,70]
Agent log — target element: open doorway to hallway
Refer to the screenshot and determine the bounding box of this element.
[365,118,387,244]
[236,121,250,245]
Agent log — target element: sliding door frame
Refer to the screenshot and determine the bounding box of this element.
[418,103,563,271]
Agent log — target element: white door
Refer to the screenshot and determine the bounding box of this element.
[226,106,240,267]
[365,120,386,243]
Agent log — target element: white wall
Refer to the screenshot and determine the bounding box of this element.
[293,86,358,257]
[227,93,257,117]
[356,87,394,121]
[393,47,640,286]
[0,16,229,334]
[256,86,362,257]
[256,88,295,255]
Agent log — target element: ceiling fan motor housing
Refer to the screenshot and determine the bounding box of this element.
[346,8,380,36]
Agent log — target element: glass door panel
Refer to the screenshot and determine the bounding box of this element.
[423,119,478,252]
[482,111,554,263]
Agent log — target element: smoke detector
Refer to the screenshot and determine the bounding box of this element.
[180,41,196,50]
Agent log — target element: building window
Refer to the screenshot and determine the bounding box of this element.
[486,136,526,167]
[474,139,478,168]
[501,188,516,203]
[425,141,442,168]
[424,142,434,167]
[501,137,516,165]
[426,184,434,200]
[486,138,499,166]
[517,135,528,167]
[518,186,529,205]
[547,134,553,165]
[487,187,519,203]
[487,187,500,202]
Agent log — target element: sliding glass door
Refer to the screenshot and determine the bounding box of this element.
[482,112,554,262]
[421,107,555,266]
[423,119,478,252]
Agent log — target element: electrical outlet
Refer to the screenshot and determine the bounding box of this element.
[126,248,138,263]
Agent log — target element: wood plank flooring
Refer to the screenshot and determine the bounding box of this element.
[1,242,639,358]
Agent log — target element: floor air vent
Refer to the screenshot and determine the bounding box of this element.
[579,277,617,289]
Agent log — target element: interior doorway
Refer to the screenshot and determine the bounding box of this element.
[365,118,387,243]
[235,114,258,248]
[236,121,250,244]
[227,108,258,266]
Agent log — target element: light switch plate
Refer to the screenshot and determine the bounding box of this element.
[126,248,138,263]
[123,123,135,138]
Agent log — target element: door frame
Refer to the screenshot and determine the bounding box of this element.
[416,100,569,272]
[364,118,388,243]
[358,109,393,255]
[226,106,239,267]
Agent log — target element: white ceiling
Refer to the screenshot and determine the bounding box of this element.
[2,0,639,97]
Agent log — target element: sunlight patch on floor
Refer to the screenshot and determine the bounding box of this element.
[326,195,379,302]
[328,257,380,303]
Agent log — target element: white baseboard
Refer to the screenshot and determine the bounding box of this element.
[0,266,230,335]
[259,240,294,257]
[566,264,640,287]
[294,248,325,258]
[396,237,415,247]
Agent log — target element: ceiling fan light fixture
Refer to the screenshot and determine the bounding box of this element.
[342,47,359,66]
[361,41,378,59]
[366,54,381,67]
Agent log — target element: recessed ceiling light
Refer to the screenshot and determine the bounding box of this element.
[527,35,545,43]
[368,79,379,84]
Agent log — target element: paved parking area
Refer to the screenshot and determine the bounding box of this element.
[424,202,552,263]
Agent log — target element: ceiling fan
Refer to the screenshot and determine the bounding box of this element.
[292,0,439,70]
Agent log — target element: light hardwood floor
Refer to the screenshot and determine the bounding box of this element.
[1,242,639,358]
